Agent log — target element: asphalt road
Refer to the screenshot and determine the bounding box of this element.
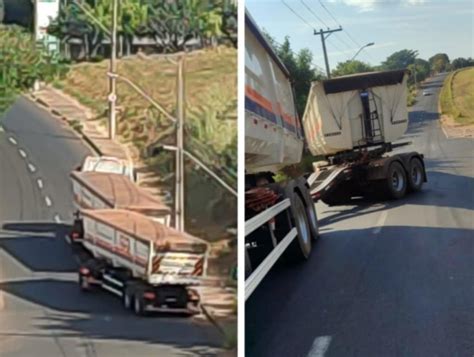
[246,73,474,357]
[0,97,221,357]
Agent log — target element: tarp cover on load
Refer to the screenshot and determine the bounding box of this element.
[71,171,170,213]
[81,209,207,253]
[303,69,409,156]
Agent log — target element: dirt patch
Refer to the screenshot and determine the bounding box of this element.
[440,114,474,138]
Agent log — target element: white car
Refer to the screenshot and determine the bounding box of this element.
[422,90,431,96]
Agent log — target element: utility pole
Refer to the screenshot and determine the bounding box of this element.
[108,0,118,139]
[175,56,185,232]
[314,27,342,79]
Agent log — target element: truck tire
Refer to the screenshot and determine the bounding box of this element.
[321,185,352,206]
[305,201,319,240]
[385,161,407,199]
[78,274,90,292]
[407,158,424,192]
[133,296,146,316]
[123,289,133,310]
[287,193,312,260]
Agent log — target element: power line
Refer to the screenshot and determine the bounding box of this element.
[299,0,351,56]
[281,0,315,30]
[317,0,376,63]
[300,0,330,29]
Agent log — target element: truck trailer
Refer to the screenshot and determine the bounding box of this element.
[78,209,208,316]
[69,156,171,243]
[245,11,426,299]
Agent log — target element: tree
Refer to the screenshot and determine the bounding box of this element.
[262,35,322,117]
[429,53,450,73]
[451,57,474,70]
[0,25,67,114]
[332,60,373,77]
[381,49,418,70]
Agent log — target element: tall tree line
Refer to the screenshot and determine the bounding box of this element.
[46,0,237,59]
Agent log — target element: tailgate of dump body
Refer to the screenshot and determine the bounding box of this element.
[148,250,208,286]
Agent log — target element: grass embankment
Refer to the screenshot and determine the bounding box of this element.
[55,47,237,244]
[55,47,237,181]
[440,67,474,125]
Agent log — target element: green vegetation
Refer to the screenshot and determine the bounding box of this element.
[56,46,237,183]
[332,59,372,77]
[0,24,67,114]
[48,0,237,59]
[263,34,323,117]
[440,67,474,125]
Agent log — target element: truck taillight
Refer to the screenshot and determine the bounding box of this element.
[79,267,90,275]
[71,232,80,240]
[143,292,156,300]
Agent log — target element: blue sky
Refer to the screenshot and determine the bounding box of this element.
[245,0,474,72]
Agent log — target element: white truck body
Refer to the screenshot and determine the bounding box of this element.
[81,209,208,286]
[245,12,304,173]
[81,156,135,182]
[303,71,409,156]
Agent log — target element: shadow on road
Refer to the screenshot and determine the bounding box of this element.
[246,225,474,357]
[0,279,221,353]
[0,222,75,273]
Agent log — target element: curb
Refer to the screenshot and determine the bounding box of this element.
[26,93,103,157]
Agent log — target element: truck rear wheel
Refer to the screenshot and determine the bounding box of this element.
[123,289,133,310]
[407,158,424,192]
[133,296,146,316]
[385,161,407,199]
[287,194,312,260]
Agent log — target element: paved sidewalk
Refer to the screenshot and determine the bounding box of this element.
[28,85,237,325]
[30,86,128,159]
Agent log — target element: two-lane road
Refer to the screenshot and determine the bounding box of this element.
[246,74,474,357]
[0,97,221,356]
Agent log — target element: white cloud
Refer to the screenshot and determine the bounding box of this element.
[328,0,427,12]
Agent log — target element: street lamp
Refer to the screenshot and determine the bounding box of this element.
[351,42,375,61]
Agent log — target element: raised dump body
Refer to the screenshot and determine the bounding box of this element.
[245,12,304,173]
[71,171,171,226]
[303,70,409,156]
[81,209,208,285]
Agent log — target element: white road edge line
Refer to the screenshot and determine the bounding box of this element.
[54,214,61,224]
[18,149,27,158]
[8,137,17,145]
[28,163,36,173]
[307,336,332,357]
[441,125,450,139]
[45,196,52,207]
[373,210,388,234]
[37,179,43,189]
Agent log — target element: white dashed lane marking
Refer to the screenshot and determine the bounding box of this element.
[18,149,27,158]
[37,179,43,189]
[373,210,388,234]
[28,163,36,173]
[54,214,61,224]
[45,196,52,207]
[307,336,332,357]
[8,137,17,145]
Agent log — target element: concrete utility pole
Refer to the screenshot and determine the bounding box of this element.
[108,0,118,139]
[175,56,185,232]
[314,27,342,79]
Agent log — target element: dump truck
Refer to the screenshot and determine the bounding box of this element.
[77,209,208,316]
[69,155,171,243]
[245,11,426,299]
